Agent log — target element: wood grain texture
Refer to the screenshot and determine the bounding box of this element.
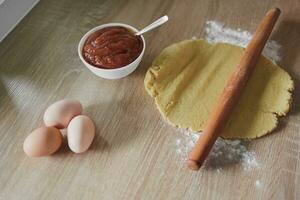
[0,0,299,199]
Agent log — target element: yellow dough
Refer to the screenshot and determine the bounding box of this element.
[144,39,294,139]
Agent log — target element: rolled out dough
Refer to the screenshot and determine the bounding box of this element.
[144,39,294,139]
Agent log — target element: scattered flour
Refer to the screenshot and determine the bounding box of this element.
[255,180,263,189]
[175,21,282,171]
[204,21,281,63]
[174,129,259,171]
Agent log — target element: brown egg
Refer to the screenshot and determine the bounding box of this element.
[23,127,63,157]
[43,99,82,129]
[67,115,95,153]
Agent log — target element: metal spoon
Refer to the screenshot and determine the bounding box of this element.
[135,15,168,36]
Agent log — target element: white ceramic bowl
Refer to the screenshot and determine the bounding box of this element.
[78,23,146,79]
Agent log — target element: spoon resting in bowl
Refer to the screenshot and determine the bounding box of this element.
[135,15,168,36]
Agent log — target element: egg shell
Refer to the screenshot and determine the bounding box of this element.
[67,115,95,153]
[23,127,62,157]
[44,99,82,129]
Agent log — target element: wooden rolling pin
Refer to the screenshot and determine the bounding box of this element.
[187,8,281,171]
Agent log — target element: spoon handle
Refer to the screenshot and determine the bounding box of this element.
[135,15,168,36]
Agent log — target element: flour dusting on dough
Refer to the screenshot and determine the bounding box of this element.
[204,21,281,63]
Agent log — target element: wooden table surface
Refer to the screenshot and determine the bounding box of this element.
[0,0,299,199]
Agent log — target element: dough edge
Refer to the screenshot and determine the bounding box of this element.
[144,39,294,139]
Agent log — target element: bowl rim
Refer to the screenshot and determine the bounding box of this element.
[78,23,146,72]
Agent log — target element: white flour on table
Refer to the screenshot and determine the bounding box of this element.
[174,129,259,172]
[204,21,281,63]
[174,20,282,172]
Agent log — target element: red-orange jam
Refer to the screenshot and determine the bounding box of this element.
[82,26,143,69]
